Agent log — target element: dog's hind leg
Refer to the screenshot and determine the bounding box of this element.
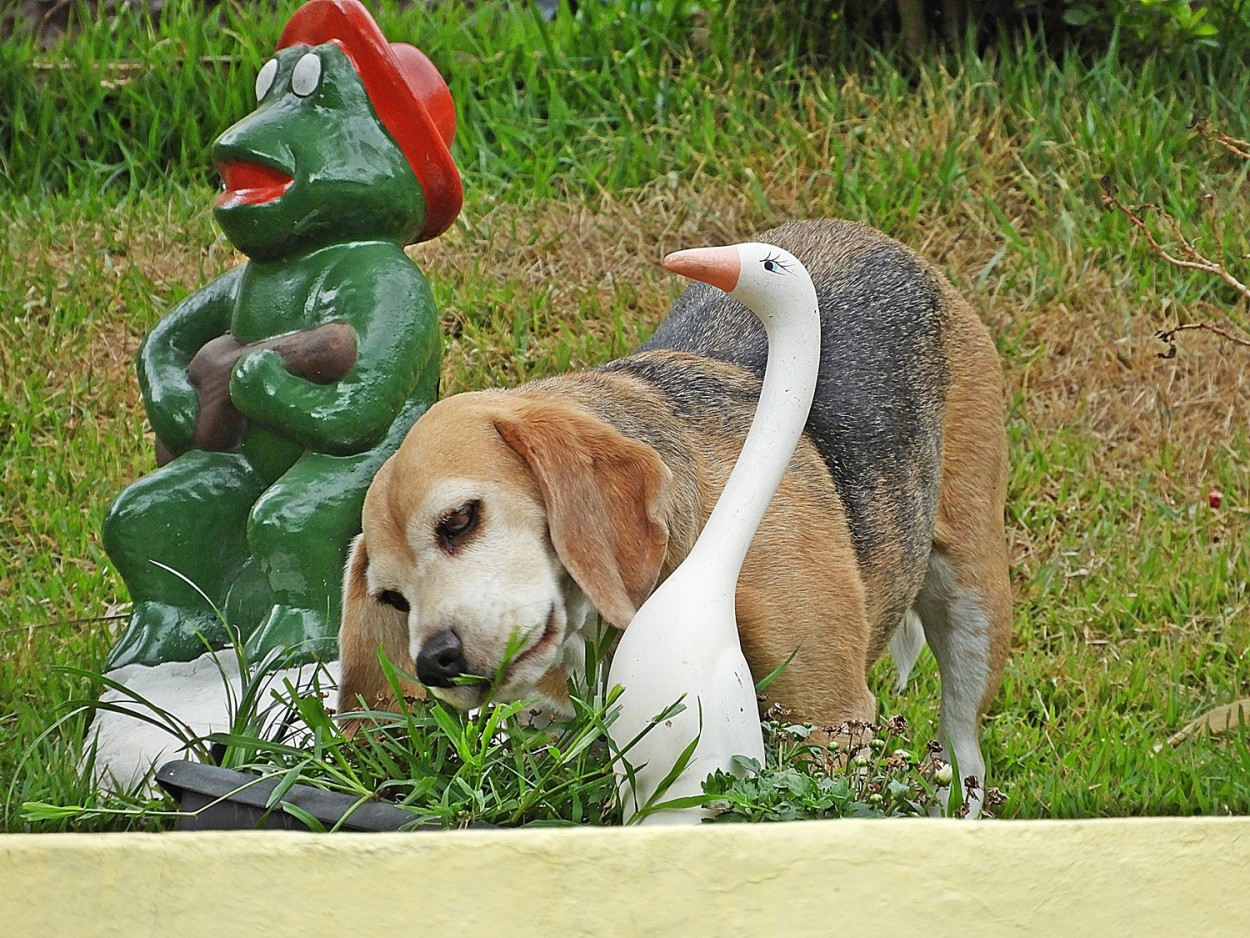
[914,321,1012,816]
[913,542,1010,815]
[738,489,880,732]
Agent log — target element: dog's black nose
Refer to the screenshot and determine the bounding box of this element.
[416,629,467,687]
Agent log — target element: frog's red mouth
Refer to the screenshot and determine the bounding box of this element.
[215,160,294,208]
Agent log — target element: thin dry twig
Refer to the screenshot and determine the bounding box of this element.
[1155,322,1250,359]
[1099,126,1250,358]
[1099,178,1250,305]
[1192,117,1250,160]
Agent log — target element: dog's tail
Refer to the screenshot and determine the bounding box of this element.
[890,609,927,692]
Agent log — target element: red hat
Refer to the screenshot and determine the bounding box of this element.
[278,0,463,243]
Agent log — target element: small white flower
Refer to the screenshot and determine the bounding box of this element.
[934,762,953,785]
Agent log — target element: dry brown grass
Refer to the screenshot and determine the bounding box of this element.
[409,174,1250,497]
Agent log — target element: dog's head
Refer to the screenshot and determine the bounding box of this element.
[339,390,673,712]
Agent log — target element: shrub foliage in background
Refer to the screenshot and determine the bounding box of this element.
[1,0,1247,194]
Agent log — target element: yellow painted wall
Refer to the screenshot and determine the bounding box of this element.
[4,819,1249,936]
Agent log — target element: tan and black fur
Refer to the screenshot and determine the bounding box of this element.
[338,219,1011,803]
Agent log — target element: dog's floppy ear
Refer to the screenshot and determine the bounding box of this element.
[336,535,422,730]
[494,399,671,629]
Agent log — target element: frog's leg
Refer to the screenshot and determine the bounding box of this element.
[103,450,268,669]
[240,447,381,664]
[243,398,429,664]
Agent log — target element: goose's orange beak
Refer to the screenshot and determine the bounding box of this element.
[663,246,740,294]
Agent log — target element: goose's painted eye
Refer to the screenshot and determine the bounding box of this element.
[760,254,790,274]
[255,58,278,102]
[291,52,322,97]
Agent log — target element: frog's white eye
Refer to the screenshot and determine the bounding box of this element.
[255,58,278,102]
[291,52,322,98]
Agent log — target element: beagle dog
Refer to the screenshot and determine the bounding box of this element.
[337,219,1011,799]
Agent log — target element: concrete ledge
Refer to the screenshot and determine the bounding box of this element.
[4,818,1249,934]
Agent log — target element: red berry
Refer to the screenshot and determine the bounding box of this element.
[1208,489,1223,509]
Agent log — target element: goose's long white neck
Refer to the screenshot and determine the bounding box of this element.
[686,244,821,583]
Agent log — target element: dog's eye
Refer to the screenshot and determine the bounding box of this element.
[436,500,480,551]
[376,589,410,613]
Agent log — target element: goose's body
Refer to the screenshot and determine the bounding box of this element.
[608,242,821,824]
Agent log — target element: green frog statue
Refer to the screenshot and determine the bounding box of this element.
[103,0,461,669]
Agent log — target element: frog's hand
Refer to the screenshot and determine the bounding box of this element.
[184,323,357,452]
[140,267,242,459]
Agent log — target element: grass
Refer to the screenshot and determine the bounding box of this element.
[2,0,1249,829]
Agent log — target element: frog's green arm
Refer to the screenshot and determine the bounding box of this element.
[228,250,439,455]
[138,267,241,456]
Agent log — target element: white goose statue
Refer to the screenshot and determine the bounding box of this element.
[607,240,821,824]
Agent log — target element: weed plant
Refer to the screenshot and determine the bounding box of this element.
[3,1,1249,829]
[703,711,981,822]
